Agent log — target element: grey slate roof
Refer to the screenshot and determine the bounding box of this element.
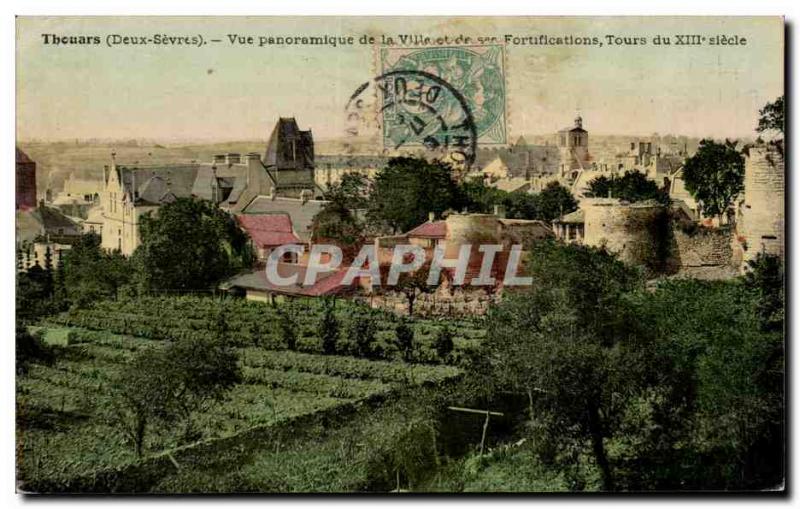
[117,165,200,204]
[264,117,314,170]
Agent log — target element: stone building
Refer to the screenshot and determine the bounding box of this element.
[735,142,785,269]
[99,157,200,254]
[553,209,585,243]
[557,115,591,179]
[98,117,321,255]
[16,203,83,271]
[16,147,37,210]
[51,172,102,207]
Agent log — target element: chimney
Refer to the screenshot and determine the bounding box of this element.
[493,204,506,218]
[428,211,435,222]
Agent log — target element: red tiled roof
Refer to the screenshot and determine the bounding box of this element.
[223,264,350,297]
[236,213,301,247]
[406,220,447,239]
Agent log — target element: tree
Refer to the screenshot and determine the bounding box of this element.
[330,172,371,210]
[60,233,132,308]
[629,278,784,489]
[319,297,339,355]
[535,182,579,222]
[164,335,242,442]
[502,191,539,220]
[111,347,178,458]
[682,139,745,221]
[433,326,454,362]
[52,253,67,311]
[42,245,54,298]
[743,253,784,332]
[484,241,646,490]
[112,332,242,456]
[459,178,577,222]
[757,95,784,136]
[394,261,436,317]
[311,195,365,262]
[586,170,666,204]
[368,157,463,234]
[132,198,252,293]
[348,309,378,358]
[16,265,56,322]
[459,176,508,214]
[395,320,415,363]
[16,325,54,375]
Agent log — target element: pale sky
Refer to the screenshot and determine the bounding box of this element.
[16,16,784,142]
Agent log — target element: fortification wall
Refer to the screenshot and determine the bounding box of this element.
[362,286,498,317]
[672,226,733,268]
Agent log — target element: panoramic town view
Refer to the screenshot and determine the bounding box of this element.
[15,16,784,493]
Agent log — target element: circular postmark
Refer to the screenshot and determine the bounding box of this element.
[385,46,506,143]
[345,69,478,170]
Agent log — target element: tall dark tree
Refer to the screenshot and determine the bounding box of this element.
[535,181,579,222]
[756,95,784,136]
[132,198,252,293]
[368,157,462,234]
[16,324,54,375]
[60,233,131,308]
[459,176,508,214]
[52,252,68,311]
[311,195,365,262]
[42,246,54,298]
[331,172,371,210]
[484,241,646,490]
[16,265,56,322]
[503,191,539,220]
[682,139,745,221]
[743,253,784,332]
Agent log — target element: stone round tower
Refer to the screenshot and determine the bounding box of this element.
[583,198,668,268]
[737,143,785,269]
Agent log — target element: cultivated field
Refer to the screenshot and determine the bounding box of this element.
[17,296,483,490]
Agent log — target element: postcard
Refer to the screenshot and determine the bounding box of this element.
[15,16,785,494]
